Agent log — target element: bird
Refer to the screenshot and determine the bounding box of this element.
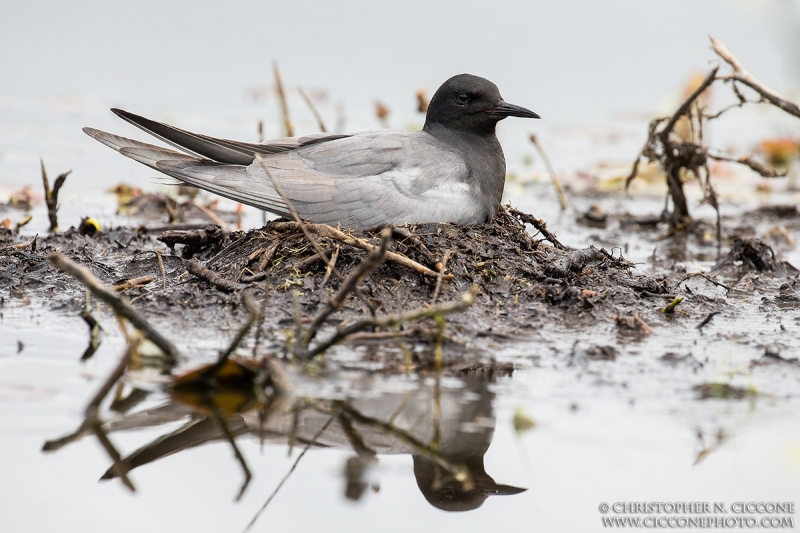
[84,74,539,228]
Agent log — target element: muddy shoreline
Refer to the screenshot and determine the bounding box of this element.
[3,203,799,374]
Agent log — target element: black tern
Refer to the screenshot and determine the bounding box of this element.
[84,74,539,228]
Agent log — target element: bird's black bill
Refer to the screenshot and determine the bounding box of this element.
[477,481,528,496]
[487,101,540,119]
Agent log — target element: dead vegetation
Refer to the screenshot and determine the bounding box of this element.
[627,36,800,235]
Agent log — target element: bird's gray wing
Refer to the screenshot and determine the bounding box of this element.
[85,127,478,227]
[160,131,480,227]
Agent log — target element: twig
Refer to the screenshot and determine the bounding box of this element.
[158,225,224,249]
[243,412,338,533]
[392,226,437,267]
[299,229,390,350]
[110,276,154,292]
[186,259,241,293]
[155,250,167,290]
[336,413,377,458]
[302,287,477,359]
[661,67,719,138]
[80,308,103,361]
[254,242,279,273]
[47,253,180,364]
[41,159,71,233]
[207,292,261,373]
[431,250,452,304]
[211,409,252,501]
[273,61,294,137]
[529,134,568,210]
[507,207,568,250]
[711,36,800,119]
[320,245,339,287]
[254,155,355,283]
[679,271,731,291]
[707,152,786,178]
[206,233,250,267]
[298,88,327,132]
[192,201,228,228]
[91,420,135,492]
[85,338,142,491]
[696,311,720,330]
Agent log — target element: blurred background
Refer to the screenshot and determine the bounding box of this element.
[1,0,799,231]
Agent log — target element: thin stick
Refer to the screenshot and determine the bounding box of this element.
[85,338,140,417]
[90,420,135,491]
[431,250,452,304]
[155,250,167,290]
[206,292,261,374]
[254,155,347,281]
[186,259,240,293]
[303,287,477,359]
[273,61,294,137]
[47,253,180,364]
[110,276,153,292]
[320,245,339,287]
[85,338,141,491]
[529,134,568,210]
[243,413,337,533]
[300,229,390,349]
[298,88,328,132]
[660,67,719,140]
[707,152,785,178]
[211,409,252,501]
[680,271,731,291]
[507,207,569,250]
[711,36,800,119]
[192,201,228,228]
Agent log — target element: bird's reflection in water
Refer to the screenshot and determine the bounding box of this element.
[96,363,525,512]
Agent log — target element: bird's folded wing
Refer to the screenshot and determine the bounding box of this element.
[85,128,477,227]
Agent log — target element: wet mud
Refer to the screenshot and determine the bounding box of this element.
[2,202,799,370]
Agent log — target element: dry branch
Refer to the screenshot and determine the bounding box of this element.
[186,259,241,293]
[47,253,180,364]
[273,61,294,137]
[711,36,800,119]
[298,87,328,132]
[529,134,569,210]
[507,207,568,250]
[626,36,800,230]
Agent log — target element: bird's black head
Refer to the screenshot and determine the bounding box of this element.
[423,74,539,136]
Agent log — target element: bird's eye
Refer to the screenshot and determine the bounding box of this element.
[456,93,470,104]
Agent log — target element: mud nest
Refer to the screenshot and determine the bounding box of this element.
[0,208,670,341]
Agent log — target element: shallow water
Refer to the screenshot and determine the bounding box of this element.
[2,297,799,532]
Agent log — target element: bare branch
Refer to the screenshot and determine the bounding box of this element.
[711,36,800,119]
[47,253,180,364]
